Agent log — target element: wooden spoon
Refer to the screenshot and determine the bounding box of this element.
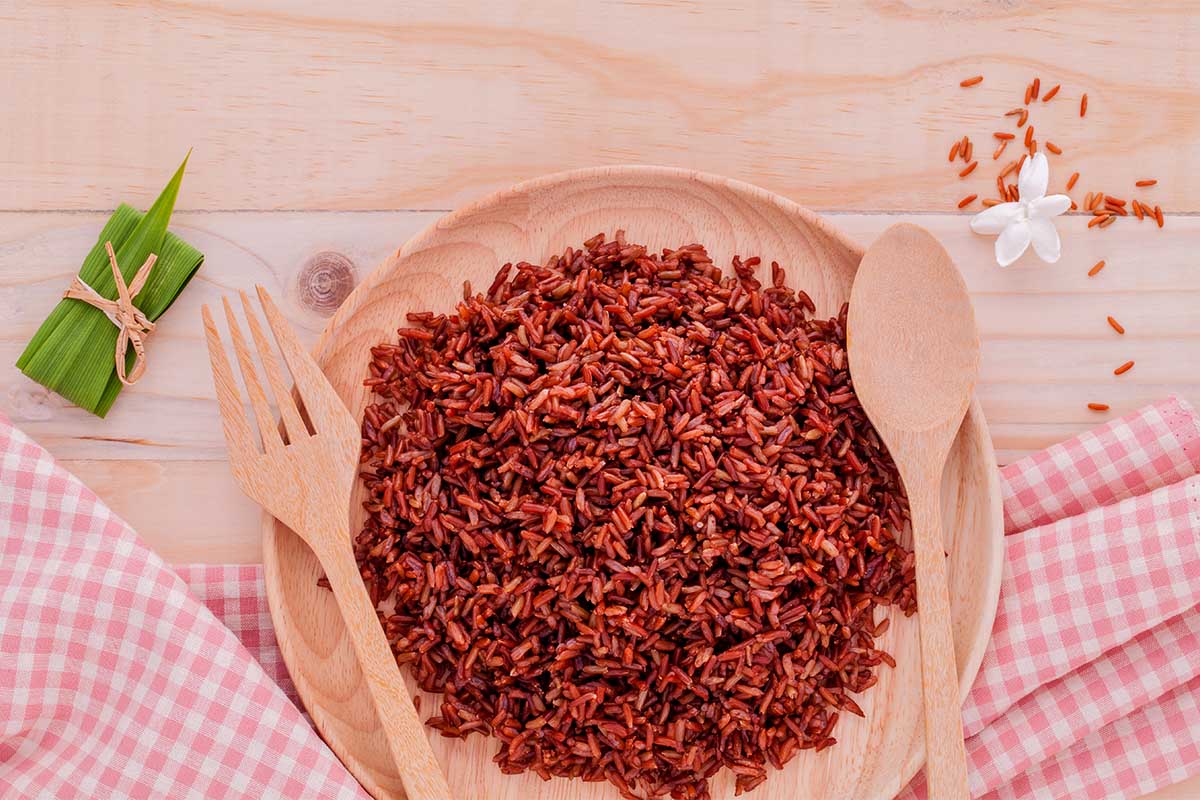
[846,223,979,800]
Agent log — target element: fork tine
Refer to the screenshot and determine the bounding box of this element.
[222,296,282,453]
[202,304,255,458]
[255,285,355,434]
[239,290,308,443]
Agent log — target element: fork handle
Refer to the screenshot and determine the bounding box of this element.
[316,536,453,800]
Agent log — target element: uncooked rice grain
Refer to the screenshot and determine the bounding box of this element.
[355,233,917,800]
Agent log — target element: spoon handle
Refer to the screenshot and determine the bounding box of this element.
[910,474,971,800]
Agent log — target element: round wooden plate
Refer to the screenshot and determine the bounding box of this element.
[262,166,1004,800]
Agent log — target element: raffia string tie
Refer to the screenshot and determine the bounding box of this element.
[63,241,158,386]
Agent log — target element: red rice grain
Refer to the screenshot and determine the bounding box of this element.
[356,233,917,800]
[1114,360,1135,375]
[961,75,984,87]
[1107,316,1126,335]
[1087,403,1110,412]
[1042,84,1061,102]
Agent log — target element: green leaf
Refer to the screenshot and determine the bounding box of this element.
[16,154,204,417]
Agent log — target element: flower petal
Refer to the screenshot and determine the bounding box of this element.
[995,219,1032,267]
[1018,153,1049,201]
[1029,217,1062,263]
[1030,194,1071,219]
[970,202,1022,234]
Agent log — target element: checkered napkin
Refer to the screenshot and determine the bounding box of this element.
[4,398,1200,799]
[899,395,1200,799]
[0,419,368,799]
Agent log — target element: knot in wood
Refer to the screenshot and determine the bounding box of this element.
[297,251,356,315]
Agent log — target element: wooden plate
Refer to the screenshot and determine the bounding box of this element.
[262,166,1004,800]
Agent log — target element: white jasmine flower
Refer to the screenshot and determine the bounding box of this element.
[970,153,1071,267]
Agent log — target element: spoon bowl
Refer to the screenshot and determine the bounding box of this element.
[848,223,980,441]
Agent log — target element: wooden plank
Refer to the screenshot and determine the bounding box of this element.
[64,459,262,564]
[2,2,1198,211]
[3,210,1196,465]
[1145,776,1200,799]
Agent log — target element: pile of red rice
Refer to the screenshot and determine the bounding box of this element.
[355,232,916,799]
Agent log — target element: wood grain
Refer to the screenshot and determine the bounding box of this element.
[261,167,1005,800]
[1145,779,1200,799]
[61,459,263,563]
[3,2,1199,212]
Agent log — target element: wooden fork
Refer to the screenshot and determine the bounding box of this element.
[202,286,451,800]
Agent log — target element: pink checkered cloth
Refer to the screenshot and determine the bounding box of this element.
[0,419,369,799]
[4,398,1200,799]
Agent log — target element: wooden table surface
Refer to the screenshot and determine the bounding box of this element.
[2,3,1197,798]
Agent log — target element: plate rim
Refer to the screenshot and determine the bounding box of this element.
[262,165,1005,800]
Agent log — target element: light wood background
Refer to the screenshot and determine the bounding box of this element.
[1,2,1196,798]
